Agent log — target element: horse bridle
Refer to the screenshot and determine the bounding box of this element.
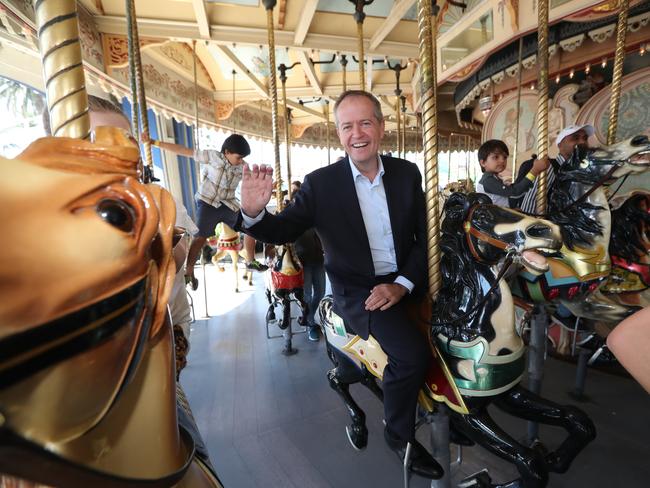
[464,204,511,264]
[428,206,515,328]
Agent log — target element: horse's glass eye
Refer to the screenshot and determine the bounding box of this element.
[96,199,135,232]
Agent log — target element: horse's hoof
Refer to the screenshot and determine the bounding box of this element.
[345,425,367,451]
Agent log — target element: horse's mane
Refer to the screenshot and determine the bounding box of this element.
[610,194,650,260]
[549,147,606,250]
[431,193,492,342]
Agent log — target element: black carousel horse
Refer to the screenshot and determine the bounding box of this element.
[319,193,594,487]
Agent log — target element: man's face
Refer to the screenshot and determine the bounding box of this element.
[558,129,589,157]
[335,95,384,167]
[224,151,245,166]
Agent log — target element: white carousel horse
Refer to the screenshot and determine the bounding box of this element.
[209,223,252,292]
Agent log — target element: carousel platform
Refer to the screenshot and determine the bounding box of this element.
[181,262,650,488]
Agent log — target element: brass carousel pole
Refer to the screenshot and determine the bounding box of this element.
[417,0,441,312]
[607,0,630,145]
[396,99,402,156]
[127,0,153,171]
[350,1,374,91]
[534,0,550,215]
[400,96,407,158]
[262,0,283,211]
[418,2,451,485]
[340,54,348,92]
[193,41,210,318]
[512,36,524,180]
[325,100,331,165]
[528,0,551,446]
[34,0,90,138]
[125,0,139,140]
[193,41,200,150]
[278,63,299,200]
[285,108,293,200]
[232,70,237,133]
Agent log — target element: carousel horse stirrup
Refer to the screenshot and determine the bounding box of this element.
[384,428,444,480]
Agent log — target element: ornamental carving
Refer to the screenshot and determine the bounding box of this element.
[559,34,585,52]
[291,124,310,140]
[103,34,165,68]
[216,102,234,121]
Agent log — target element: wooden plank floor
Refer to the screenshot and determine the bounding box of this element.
[180,264,650,488]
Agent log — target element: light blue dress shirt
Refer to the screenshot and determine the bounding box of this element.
[242,155,414,292]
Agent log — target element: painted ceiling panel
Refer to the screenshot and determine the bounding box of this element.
[213,46,292,78]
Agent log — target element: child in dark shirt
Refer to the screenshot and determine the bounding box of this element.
[476,139,549,207]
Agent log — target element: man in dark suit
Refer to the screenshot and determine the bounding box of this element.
[239,91,442,479]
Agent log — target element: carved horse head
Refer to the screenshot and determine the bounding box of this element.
[518,135,650,319]
[433,193,562,396]
[0,128,215,486]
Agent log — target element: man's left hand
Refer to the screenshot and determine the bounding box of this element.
[365,283,407,311]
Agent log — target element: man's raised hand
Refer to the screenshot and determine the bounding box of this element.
[241,164,274,217]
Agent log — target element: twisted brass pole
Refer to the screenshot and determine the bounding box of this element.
[401,96,407,158]
[534,0,550,215]
[127,0,153,170]
[263,0,283,211]
[607,0,630,145]
[417,0,441,299]
[34,0,90,138]
[341,54,348,92]
[125,0,139,140]
[396,99,402,157]
[284,100,292,201]
[232,69,237,133]
[325,101,331,165]
[356,21,365,90]
[193,41,200,151]
[512,36,524,180]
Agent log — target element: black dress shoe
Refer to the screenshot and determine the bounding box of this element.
[384,428,444,479]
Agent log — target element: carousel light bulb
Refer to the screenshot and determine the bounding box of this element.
[601,57,607,68]
[641,44,646,56]
[384,56,388,64]
[585,63,591,74]
[555,74,561,83]
[569,69,575,79]
[530,83,536,90]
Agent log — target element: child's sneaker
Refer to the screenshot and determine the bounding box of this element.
[246,259,269,272]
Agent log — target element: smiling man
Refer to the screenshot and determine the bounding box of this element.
[238,91,442,479]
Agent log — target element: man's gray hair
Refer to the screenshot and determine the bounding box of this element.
[333,90,384,127]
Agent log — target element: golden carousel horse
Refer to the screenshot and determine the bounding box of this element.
[208,223,252,292]
[0,128,221,487]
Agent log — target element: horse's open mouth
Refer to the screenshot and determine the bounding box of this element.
[630,150,650,166]
[0,276,148,389]
[521,250,549,275]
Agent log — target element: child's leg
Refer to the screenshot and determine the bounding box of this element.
[186,200,221,282]
[243,234,256,263]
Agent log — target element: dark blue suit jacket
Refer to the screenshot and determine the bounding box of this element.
[241,156,427,339]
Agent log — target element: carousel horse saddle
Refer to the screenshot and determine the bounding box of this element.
[319,296,388,379]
